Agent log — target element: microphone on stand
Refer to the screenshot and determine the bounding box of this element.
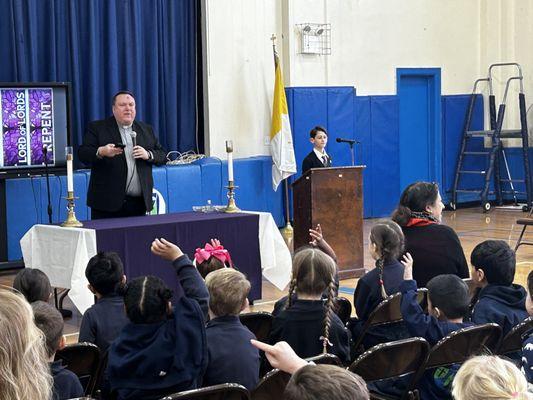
[336,137,360,145]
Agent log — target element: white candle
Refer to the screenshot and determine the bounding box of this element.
[67,154,74,192]
[226,141,234,182]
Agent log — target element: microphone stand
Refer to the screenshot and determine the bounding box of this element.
[43,146,53,224]
[349,142,355,166]
[43,146,72,319]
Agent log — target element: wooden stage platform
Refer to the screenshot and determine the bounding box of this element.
[1,207,532,342]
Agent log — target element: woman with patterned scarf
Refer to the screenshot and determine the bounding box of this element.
[391,181,469,288]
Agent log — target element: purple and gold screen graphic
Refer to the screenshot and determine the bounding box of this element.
[1,88,54,167]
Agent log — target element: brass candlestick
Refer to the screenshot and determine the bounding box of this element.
[224,181,240,213]
[61,191,83,227]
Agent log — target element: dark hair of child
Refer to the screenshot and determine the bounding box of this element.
[31,300,64,357]
[13,268,52,303]
[370,219,405,299]
[196,257,227,279]
[309,126,327,139]
[426,274,470,319]
[119,275,173,324]
[529,269,533,297]
[391,181,440,226]
[470,240,516,286]
[286,246,337,354]
[85,252,125,296]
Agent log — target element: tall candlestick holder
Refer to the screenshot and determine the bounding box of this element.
[224,181,240,213]
[61,191,83,227]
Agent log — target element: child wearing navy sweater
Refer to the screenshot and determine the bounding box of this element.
[470,240,528,336]
[32,301,84,400]
[400,264,472,400]
[106,238,209,400]
[203,268,260,390]
[270,247,350,365]
[522,270,533,384]
[350,219,411,349]
[79,252,129,351]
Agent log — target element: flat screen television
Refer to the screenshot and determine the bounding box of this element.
[0,82,71,176]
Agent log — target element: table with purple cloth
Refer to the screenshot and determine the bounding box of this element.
[83,212,261,301]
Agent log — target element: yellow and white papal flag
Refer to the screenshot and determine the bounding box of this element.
[270,48,296,191]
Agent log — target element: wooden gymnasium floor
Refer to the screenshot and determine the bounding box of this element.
[0,207,532,343]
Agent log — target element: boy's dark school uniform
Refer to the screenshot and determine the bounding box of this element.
[270,298,351,365]
[79,294,129,351]
[301,151,331,174]
[472,283,528,337]
[350,260,409,348]
[51,360,84,400]
[400,279,473,400]
[204,315,260,390]
[107,254,209,400]
[522,332,533,383]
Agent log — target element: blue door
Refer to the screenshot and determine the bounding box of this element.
[397,68,442,191]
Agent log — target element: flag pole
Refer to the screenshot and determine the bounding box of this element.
[271,34,294,248]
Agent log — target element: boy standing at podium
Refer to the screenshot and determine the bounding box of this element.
[302,126,332,174]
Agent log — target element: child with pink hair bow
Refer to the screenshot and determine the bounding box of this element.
[194,239,234,279]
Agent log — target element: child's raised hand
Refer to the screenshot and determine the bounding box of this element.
[401,252,414,280]
[151,238,184,261]
[309,224,323,246]
[251,339,308,374]
[210,238,221,248]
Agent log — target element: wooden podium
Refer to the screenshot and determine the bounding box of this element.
[292,166,365,279]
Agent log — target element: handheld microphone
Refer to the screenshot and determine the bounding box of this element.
[336,137,359,145]
[130,131,137,147]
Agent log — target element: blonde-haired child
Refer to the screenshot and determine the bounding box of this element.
[452,355,532,400]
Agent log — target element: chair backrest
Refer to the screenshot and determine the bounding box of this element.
[239,312,273,343]
[349,337,430,383]
[334,297,352,325]
[89,349,109,397]
[161,383,250,400]
[55,342,100,395]
[251,368,291,400]
[499,316,533,355]
[306,352,342,367]
[423,323,501,370]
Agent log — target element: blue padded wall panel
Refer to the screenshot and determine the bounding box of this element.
[7,178,42,260]
[166,164,202,212]
[354,96,372,217]
[441,94,484,204]
[195,157,224,206]
[152,167,168,213]
[290,88,328,178]
[250,156,284,226]
[38,173,89,224]
[327,87,356,167]
[370,96,400,217]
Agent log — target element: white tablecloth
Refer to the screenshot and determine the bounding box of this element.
[20,211,291,314]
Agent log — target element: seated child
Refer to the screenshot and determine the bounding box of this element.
[79,252,129,351]
[32,301,84,400]
[13,268,52,303]
[106,238,209,400]
[194,238,234,279]
[252,339,369,400]
[350,219,411,348]
[270,247,350,365]
[0,289,53,400]
[522,269,533,384]
[203,268,260,390]
[453,355,531,400]
[400,264,473,400]
[471,240,528,336]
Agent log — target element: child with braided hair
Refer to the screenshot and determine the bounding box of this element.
[269,247,350,365]
[106,238,209,400]
[349,219,412,349]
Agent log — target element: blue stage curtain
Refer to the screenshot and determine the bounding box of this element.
[0,0,198,157]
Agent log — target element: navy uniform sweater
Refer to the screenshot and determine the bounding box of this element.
[51,360,84,400]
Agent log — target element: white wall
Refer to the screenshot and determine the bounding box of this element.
[205,0,533,158]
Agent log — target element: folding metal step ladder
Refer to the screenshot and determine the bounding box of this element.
[451,63,532,212]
